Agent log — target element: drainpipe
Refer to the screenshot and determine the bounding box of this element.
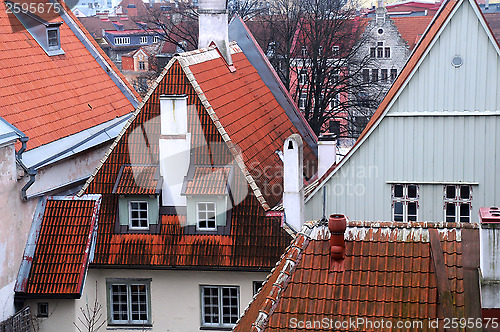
[15,136,37,201]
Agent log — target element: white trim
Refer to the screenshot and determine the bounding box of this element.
[128,200,149,230]
[196,201,217,231]
[386,181,479,185]
[386,111,500,117]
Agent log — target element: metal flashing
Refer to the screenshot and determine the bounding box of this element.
[22,113,132,170]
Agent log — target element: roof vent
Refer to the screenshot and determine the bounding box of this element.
[479,207,500,223]
[329,214,347,271]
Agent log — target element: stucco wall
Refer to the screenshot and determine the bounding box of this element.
[27,269,269,332]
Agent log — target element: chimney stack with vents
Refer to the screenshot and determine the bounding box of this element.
[318,133,337,179]
[159,95,191,207]
[283,134,305,232]
[198,0,232,65]
[329,214,347,271]
[479,207,500,308]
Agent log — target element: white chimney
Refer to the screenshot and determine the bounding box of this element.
[283,134,305,232]
[318,134,337,179]
[198,0,232,65]
[159,95,191,207]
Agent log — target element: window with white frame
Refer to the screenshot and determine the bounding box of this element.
[201,286,239,328]
[140,36,148,44]
[153,36,160,43]
[115,37,130,45]
[392,184,418,222]
[444,185,472,222]
[299,92,307,110]
[108,280,150,325]
[138,61,146,70]
[332,45,339,57]
[197,202,216,230]
[301,46,307,57]
[299,70,307,85]
[129,201,148,229]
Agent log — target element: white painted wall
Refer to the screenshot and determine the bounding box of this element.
[26,269,269,332]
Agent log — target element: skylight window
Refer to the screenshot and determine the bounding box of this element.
[47,28,59,49]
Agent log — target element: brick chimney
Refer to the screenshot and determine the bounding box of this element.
[329,214,347,271]
[198,0,232,65]
[283,134,305,232]
[159,95,191,207]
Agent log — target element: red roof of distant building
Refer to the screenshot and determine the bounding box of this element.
[0,0,139,150]
[234,220,481,331]
[392,15,434,50]
[15,196,101,297]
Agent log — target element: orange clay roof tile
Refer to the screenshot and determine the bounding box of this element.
[235,220,478,331]
[0,0,139,150]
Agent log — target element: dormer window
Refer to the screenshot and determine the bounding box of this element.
[7,1,64,56]
[181,165,233,234]
[112,164,162,234]
[129,201,149,229]
[197,202,217,230]
[47,28,60,49]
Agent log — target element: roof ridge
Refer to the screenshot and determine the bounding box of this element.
[246,228,312,331]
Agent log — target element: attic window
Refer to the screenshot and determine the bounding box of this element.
[197,202,217,230]
[6,1,64,56]
[47,28,59,49]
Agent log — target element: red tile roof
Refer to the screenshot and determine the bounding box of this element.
[72,41,317,270]
[235,220,481,331]
[113,164,160,195]
[183,166,231,195]
[392,16,434,50]
[484,12,500,43]
[0,0,139,150]
[15,196,101,297]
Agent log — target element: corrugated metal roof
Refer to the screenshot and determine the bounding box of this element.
[235,220,480,331]
[15,195,101,297]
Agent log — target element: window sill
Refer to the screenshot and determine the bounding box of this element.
[107,324,152,330]
[199,327,233,331]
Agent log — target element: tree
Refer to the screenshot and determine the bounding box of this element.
[249,0,385,137]
[73,282,106,332]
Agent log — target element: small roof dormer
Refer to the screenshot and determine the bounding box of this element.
[6,0,64,56]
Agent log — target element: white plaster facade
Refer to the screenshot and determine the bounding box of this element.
[25,269,268,332]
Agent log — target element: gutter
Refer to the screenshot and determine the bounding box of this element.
[15,137,37,201]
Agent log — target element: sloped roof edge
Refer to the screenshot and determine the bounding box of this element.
[15,195,102,297]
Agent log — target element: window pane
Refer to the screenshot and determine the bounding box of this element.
[445,203,456,223]
[394,202,403,221]
[407,185,418,199]
[130,284,148,321]
[111,284,128,321]
[460,203,470,222]
[460,186,470,200]
[408,202,417,221]
[394,185,404,198]
[202,287,219,324]
[222,287,239,324]
[445,185,456,199]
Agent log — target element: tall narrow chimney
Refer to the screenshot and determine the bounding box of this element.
[318,134,337,179]
[283,134,304,232]
[159,95,191,207]
[198,0,232,65]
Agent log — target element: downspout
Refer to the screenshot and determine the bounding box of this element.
[15,136,37,201]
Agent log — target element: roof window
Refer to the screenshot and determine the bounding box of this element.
[6,1,64,56]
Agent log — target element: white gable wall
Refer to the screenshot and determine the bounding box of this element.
[305,0,500,223]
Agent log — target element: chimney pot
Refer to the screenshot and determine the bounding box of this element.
[329,214,347,262]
